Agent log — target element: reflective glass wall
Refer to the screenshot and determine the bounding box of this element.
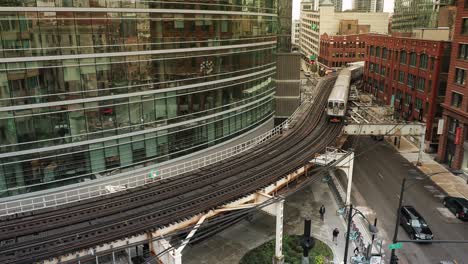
[0,0,278,196]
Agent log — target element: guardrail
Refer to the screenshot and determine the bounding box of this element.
[0,100,312,216]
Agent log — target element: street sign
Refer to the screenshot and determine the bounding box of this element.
[149,169,159,179]
[388,243,403,250]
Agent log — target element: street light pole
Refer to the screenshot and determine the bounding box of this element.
[390,177,406,264]
[343,204,353,264]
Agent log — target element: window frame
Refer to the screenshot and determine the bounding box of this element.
[451,92,463,108]
[400,51,407,64]
[455,68,466,86]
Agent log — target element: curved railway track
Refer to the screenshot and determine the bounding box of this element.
[0,77,341,263]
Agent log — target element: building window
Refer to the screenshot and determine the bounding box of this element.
[348,24,351,30]
[393,69,397,80]
[388,50,392,60]
[370,63,374,72]
[419,54,428,69]
[375,64,379,73]
[462,18,468,35]
[381,66,386,76]
[417,78,425,91]
[415,97,423,110]
[382,48,387,59]
[400,51,407,64]
[399,71,405,83]
[430,57,435,70]
[458,44,468,60]
[451,92,463,108]
[407,74,415,88]
[370,46,374,56]
[405,94,412,106]
[396,89,403,100]
[376,47,380,57]
[409,52,416,66]
[448,117,458,134]
[455,68,466,85]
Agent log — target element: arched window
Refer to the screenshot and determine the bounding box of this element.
[400,51,407,64]
[419,54,428,69]
[409,52,417,66]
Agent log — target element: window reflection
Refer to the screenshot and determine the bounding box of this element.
[0,3,277,195]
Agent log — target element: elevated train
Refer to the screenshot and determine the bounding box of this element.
[327,62,364,122]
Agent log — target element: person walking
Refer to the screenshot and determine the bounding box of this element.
[319,205,326,222]
[332,228,339,245]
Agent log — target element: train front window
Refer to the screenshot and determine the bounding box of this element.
[328,102,333,109]
[339,103,345,110]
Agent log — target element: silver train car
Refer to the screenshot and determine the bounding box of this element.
[327,63,364,122]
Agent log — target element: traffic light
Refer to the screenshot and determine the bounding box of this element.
[390,254,399,264]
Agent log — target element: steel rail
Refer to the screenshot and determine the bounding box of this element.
[0,77,339,263]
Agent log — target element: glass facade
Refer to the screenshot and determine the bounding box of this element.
[0,0,278,196]
[392,0,448,33]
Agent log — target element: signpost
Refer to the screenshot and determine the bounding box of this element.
[149,169,160,179]
[388,243,403,250]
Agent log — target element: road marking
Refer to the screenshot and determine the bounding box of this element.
[378,172,384,180]
[436,207,461,224]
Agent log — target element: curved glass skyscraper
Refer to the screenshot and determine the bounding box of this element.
[0,0,278,197]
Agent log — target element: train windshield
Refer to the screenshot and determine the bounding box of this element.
[328,102,333,109]
[339,103,345,110]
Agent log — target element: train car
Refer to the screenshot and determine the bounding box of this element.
[347,61,365,81]
[327,68,351,122]
[327,62,364,122]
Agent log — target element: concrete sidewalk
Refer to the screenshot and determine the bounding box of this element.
[183,180,350,264]
[387,136,468,199]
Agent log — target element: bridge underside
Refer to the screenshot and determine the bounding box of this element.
[343,123,425,136]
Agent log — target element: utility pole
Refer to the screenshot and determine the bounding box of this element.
[343,204,353,264]
[390,178,406,264]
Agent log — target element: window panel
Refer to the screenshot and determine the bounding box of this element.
[458,44,468,60]
[455,68,466,85]
[451,92,463,108]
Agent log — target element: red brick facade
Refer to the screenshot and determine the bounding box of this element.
[363,34,451,150]
[318,34,366,68]
[437,0,468,170]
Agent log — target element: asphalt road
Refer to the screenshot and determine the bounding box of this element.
[343,136,468,264]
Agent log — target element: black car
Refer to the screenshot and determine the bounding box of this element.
[399,206,433,240]
[443,196,468,221]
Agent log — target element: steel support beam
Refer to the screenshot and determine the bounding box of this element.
[273,199,285,264]
[342,123,425,136]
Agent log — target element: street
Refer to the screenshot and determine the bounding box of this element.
[343,136,468,264]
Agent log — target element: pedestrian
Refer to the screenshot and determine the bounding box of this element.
[354,246,360,256]
[332,228,339,245]
[319,204,326,222]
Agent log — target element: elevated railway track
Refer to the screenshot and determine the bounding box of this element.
[0,76,342,264]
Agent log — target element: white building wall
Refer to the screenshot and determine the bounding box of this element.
[299,3,389,62]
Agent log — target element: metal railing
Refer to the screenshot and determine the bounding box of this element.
[0,101,311,217]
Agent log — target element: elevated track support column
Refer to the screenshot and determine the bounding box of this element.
[254,192,285,264]
[343,123,426,166]
[273,199,285,264]
[311,148,354,205]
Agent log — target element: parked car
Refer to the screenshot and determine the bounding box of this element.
[399,206,433,240]
[304,71,311,77]
[443,196,468,221]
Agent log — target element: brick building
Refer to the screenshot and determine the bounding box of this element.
[319,33,366,68]
[363,34,451,150]
[437,0,468,171]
